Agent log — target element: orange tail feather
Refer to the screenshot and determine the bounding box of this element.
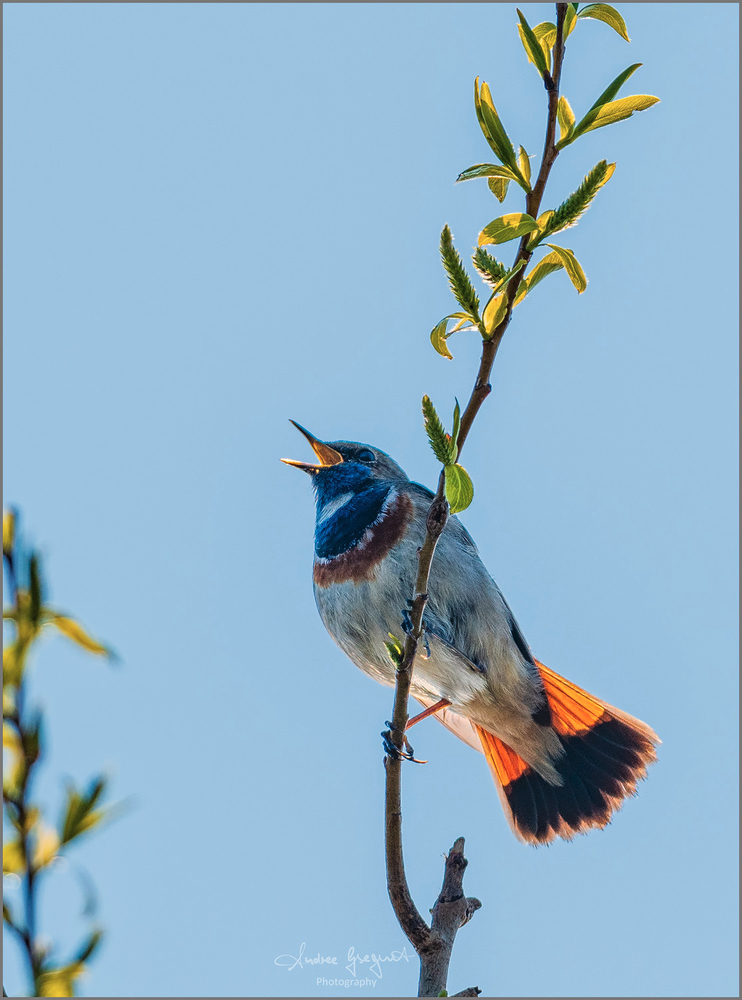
[477,662,659,845]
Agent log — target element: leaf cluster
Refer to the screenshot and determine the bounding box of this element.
[3,510,116,997]
[422,397,474,514]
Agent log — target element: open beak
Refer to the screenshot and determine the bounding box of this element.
[281,420,344,473]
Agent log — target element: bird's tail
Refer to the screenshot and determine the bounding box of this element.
[476,662,659,844]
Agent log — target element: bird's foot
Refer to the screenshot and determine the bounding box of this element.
[381,724,427,764]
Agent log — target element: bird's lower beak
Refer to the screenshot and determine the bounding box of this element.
[281,421,344,473]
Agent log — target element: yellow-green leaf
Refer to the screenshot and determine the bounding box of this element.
[444,464,474,514]
[514,251,565,304]
[3,509,15,557]
[487,176,509,203]
[3,839,26,875]
[534,20,556,46]
[517,146,531,185]
[563,3,578,37]
[50,616,109,656]
[3,642,23,687]
[574,94,659,137]
[479,213,538,246]
[33,824,61,869]
[557,96,575,143]
[517,9,549,76]
[482,294,508,336]
[477,81,527,187]
[456,163,518,183]
[430,318,454,360]
[577,3,630,42]
[544,244,587,292]
[38,963,86,997]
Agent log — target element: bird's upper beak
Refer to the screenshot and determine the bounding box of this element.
[281,421,344,473]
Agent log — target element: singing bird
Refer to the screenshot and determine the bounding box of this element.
[283,421,659,844]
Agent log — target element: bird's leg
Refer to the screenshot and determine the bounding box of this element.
[405,698,452,730]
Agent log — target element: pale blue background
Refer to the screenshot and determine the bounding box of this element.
[3,3,738,997]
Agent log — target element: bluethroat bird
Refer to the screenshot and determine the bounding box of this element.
[283,421,658,844]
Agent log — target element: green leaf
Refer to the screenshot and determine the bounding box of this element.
[482,294,508,336]
[422,396,457,465]
[429,313,477,360]
[487,176,510,203]
[49,616,111,657]
[3,839,26,875]
[533,20,557,49]
[544,244,588,292]
[573,94,659,138]
[444,464,474,514]
[557,96,575,143]
[472,248,508,288]
[451,400,462,452]
[430,318,453,360]
[517,9,549,76]
[60,777,107,846]
[577,3,630,41]
[3,509,15,558]
[440,226,480,319]
[38,963,86,997]
[456,163,519,183]
[517,146,531,186]
[75,929,103,964]
[475,80,529,189]
[514,251,565,305]
[585,63,642,114]
[563,3,578,37]
[479,213,539,246]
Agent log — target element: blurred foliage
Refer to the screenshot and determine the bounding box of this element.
[3,509,116,997]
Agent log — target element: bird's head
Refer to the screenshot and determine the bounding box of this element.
[281,421,409,506]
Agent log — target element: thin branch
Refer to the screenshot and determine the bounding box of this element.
[383,5,570,997]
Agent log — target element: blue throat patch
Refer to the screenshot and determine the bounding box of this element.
[313,464,392,560]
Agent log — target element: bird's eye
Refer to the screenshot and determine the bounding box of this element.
[356,449,375,463]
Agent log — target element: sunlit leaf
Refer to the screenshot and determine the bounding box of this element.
[573,94,659,138]
[38,963,85,997]
[585,63,642,114]
[60,777,107,845]
[475,80,528,189]
[514,251,565,304]
[479,213,539,246]
[444,464,474,514]
[3,509,15,557]
[3,839,26,875]
[517,146,531,185]
[517,9,549,76]
[430,313,473,359]
[544,244,588,292]
[533,20,556,48]
[49,616,110,657]
[33,824,61,869]
[577,3,630,41]
[487,176,510,203]
[482,294,508,336]
[557,96,575,143]
[456,163,518,183]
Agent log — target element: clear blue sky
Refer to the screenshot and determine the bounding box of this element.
[3,3,738,997]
